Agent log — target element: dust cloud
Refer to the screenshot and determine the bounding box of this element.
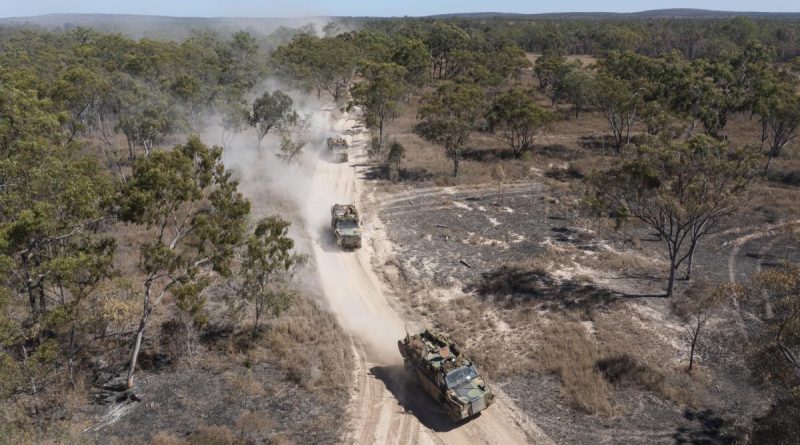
[206,80,340,230]
[202,83,407,365]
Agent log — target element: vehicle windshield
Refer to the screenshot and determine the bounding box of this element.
[445,365,479,389]
[337,220,359,231]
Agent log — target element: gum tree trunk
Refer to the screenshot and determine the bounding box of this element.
[127,284,153,390]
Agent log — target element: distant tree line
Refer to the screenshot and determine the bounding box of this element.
[363,16,800,62]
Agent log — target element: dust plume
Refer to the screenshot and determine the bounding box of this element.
[203,82,407,365]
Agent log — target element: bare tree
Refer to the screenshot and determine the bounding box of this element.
[672,282,733,371]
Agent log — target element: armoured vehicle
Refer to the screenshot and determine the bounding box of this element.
[326,136,349,162]
[398,329,494,420]
[330,204,361,249]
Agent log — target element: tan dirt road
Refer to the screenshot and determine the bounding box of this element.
[303,109,553,445]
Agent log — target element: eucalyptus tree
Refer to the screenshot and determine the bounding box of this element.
[417,82,485,177]
[237,216,306,338]
[588,135,758,297]
[351,62,407,146]
[249,90,295,148]
[486,88,553,157]
[117,136,250,389]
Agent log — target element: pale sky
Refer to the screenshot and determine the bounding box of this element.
[0,0,797,18]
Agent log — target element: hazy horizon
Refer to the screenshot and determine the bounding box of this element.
[0,1,798,19]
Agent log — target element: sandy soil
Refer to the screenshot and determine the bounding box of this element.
[305,109,552,444]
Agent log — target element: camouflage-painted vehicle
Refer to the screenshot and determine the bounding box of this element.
[330,204,361,249]
[326,136,349,163]
[398,329,494,420]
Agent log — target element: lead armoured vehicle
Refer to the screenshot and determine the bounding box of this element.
[330,204,361,249]
[326,136,349,162]
[398,329,494,420]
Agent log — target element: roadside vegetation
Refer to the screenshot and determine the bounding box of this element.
[0,27,350,443]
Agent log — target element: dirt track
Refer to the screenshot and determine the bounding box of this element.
[304,110,552,444]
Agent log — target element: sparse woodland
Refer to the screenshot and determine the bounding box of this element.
[1,14,800,444]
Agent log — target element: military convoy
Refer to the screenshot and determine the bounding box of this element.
[398,329,494,420]
[331,204,362,249]
[326,136,349,162]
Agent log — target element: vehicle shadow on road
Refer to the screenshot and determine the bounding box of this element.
[369,365,479,433]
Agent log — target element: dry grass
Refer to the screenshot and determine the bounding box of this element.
[539,244,579,267]
[199,290,352,392]
[469,335,536,379]
[234,410,276,443]
[594,307,707,408]
[223,370,268,398]
[262,295,352,391]
[0,372,98,444]
[589,249,658,272]
[721,113,765,148]
[149,416,286,445]
[150,432,187,445]
[538,316,614,415]
[532,308,708,416]
[748,184,800,223]
[187,425,243,445]
[435,295,538,379]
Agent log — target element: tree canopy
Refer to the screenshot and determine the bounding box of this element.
[351,62,407,147]
[249,90,296,148]
[487,88,553,157]
[117,136,250,388]
[588,135,758,297]
[417,82,485,177]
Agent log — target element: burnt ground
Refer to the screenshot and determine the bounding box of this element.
[377,182,571,287]
[504,374,737,445]
[79,288,353,445]
[89,363,348,444]
[371,177,799,444]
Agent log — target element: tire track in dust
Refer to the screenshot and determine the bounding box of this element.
[378,186,541,214]
[726,219,800,283]
[377,180,541,207]
[724,219,800,339]
[348,340,380,444]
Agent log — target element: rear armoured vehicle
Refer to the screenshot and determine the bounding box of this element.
[398,329,494,420]
[330,204,361,249]
[326,136,349,162]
